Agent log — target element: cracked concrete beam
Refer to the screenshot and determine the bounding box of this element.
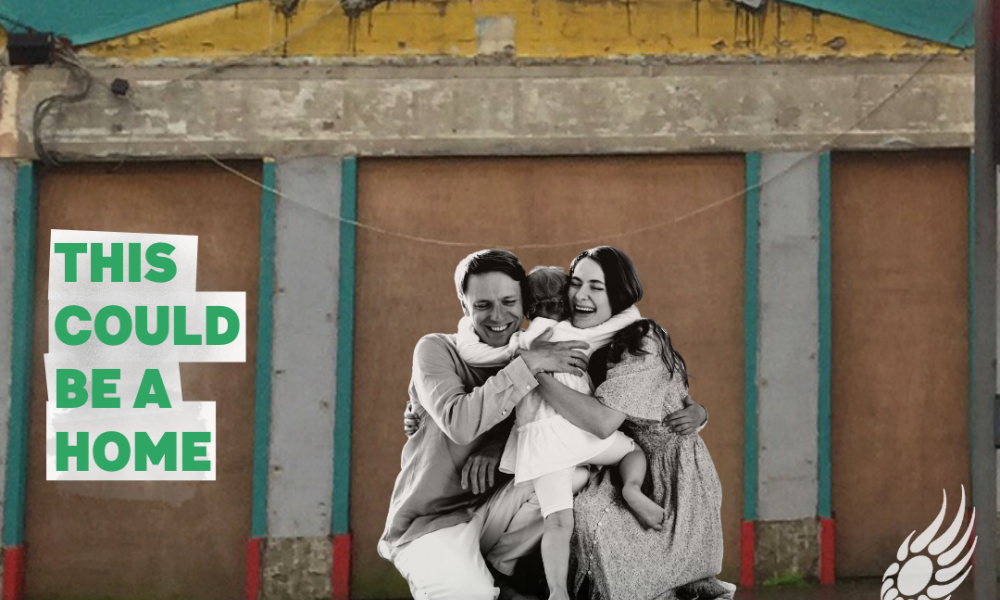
[1,59,973,160]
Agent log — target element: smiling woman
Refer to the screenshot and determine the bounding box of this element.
[535,245,735,600]
[570,247,644,330]
[568,259,611,328]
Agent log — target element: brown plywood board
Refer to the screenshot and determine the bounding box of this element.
[27,162,262,599]
[830,150,970,577]
[351,155,746,597]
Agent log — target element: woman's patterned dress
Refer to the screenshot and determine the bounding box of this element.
[570,331,736,600]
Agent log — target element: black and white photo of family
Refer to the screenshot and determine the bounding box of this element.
[378,246,737,600]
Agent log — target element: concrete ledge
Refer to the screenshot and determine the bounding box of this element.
[262,536,332,600]
[2,59,972,159]
[756,519,820,582]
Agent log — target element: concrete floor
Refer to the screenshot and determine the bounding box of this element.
[737,578,980,600]
[377,578,988,599]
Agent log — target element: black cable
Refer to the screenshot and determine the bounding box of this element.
[32,49,93,166]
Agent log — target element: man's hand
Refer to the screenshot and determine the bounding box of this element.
[403,401,422,437]
[520,328,590,377]
[664,396,707,436]
[462,437,505,495]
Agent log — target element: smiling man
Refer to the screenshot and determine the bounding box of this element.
[378,249,590,600]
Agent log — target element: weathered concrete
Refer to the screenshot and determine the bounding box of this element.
[0,160,16,547]
[261,536,332,600]
[0,59,972,160]
[758,152,820,522]
[268,158,341,538]
[755,519,820,582]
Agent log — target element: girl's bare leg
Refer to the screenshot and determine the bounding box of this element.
[541,509,573,600]
[588,433,665,530]
[619,449,665,530]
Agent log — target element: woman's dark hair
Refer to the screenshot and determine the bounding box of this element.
[570,246,688,387]
[608,319,690,390]
[569,246,643,315]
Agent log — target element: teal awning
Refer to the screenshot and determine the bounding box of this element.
[0,0,242,46]
[784,0,973,48]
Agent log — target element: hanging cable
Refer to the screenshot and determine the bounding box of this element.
[32,47,94,166]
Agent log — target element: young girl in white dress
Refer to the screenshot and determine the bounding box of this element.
[456,266,664,600]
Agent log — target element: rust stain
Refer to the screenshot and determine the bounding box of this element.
[272,0,302,18]
[283,13,291,56]
[732,1,766,51]
[347,12,360,54]
[775,1,782,49]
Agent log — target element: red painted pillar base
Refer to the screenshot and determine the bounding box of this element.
[2,546,25,600]
[819,518,835,585]
[739,520,754,588]
[246,537,264,600]
[332,533,352,600]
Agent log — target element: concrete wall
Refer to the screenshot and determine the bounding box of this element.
[758,152,820,522]
[268,157,342,538]
[0,60,972,161]
[755,153,821,580]
[264,158,342,599]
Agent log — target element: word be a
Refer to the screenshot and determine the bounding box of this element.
[57,368,172,409]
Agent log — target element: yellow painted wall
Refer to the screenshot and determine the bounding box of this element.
[69,0,956,61]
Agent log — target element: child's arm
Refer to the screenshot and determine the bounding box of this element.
[576,306,642,349]
[456,317,516,367]
[516,318,558,351]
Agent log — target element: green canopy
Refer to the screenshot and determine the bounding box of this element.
[0,0,242,46]
[784,0,973,48]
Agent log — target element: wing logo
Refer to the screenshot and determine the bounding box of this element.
[881,485,976,600]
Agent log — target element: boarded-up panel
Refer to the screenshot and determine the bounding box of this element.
[27,162,261,599]
[352,156,746,598]
[830,150,969,577]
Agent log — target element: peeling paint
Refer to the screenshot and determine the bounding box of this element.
[262,537,332,600]
[0,71,19,159]
[476,15,516,55]
[756,519,820,581]
[68,0,960,61]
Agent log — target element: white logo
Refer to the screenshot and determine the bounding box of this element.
[882,485,976,600]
